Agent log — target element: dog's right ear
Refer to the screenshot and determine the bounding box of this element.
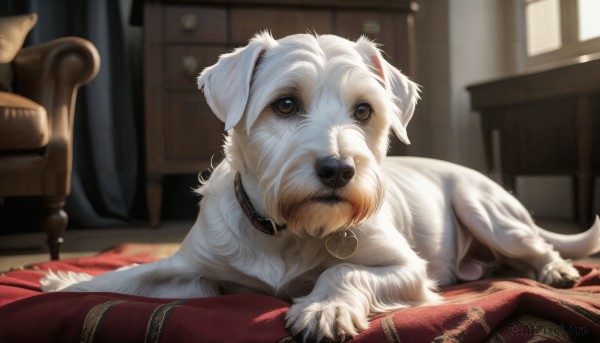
[197,32,276,131]
[354,37,419,145]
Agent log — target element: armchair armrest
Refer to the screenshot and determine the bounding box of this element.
[12,37,100,102]
[11,36,100,193]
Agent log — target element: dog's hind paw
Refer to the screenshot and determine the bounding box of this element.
[538,260,580,288]
[286,299,369,342]
[40,270,93,292]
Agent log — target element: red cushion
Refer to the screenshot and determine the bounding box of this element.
[1,243,599,342]
[0,292,290,343]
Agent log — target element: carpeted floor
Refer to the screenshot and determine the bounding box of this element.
[0,220,191,271]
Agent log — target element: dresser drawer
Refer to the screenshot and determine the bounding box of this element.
[165,6,227,44]
[230,8,333,44]
[163,93,224,165]
[165,46,227,91]
[336,11,407,66]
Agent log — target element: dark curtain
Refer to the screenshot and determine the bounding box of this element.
[1,0,142,227]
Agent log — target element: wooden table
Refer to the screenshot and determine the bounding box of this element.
[467,54,600,228]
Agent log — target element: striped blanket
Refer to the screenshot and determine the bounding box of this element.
[1,243,599,342]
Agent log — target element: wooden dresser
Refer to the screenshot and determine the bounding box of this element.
[143,0,418,226]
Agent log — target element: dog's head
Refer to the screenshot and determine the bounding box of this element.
[198,32,419,237]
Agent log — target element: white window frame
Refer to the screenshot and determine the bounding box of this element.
[513,0,600,70]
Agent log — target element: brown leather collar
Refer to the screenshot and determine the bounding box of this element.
[234,173,286,235]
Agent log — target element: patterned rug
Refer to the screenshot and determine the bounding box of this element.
[1,243,599,342]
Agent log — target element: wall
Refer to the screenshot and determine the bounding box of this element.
[409,0,513,169]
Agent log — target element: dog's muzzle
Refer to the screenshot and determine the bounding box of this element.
[315,157,355,189]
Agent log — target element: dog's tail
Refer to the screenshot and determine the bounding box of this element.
[537,215,600,259]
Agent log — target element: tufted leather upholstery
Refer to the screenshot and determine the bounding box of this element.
[0,37,100,259]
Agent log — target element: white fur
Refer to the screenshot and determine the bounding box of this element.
[41,33,600,342]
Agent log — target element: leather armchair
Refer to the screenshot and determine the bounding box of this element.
[0,37,100,260]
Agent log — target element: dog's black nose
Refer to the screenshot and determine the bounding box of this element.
[315,157,355,188]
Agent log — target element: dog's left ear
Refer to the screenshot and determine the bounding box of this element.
[197,32,277,131]
[355,38,419,145]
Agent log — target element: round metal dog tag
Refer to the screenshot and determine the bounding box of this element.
[325,229,358,260]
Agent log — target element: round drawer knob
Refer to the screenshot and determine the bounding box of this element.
[182,55,198,76]
[181,13,197,31]
[362,19,381,37]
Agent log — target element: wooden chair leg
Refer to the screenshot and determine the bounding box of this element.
[147,175,163,228]
[42,197,68,260]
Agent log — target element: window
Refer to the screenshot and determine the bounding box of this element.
[578,0,600,41]
[526,0,562,56]
[519,0,600,68]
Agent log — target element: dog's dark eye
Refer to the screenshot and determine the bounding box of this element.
[353,103,372,122]
[273,97,299,116]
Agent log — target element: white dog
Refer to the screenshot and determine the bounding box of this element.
[42,32,600,341]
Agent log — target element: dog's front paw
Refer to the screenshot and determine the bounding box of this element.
[539,260,580,288]
[286,298,369,342]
